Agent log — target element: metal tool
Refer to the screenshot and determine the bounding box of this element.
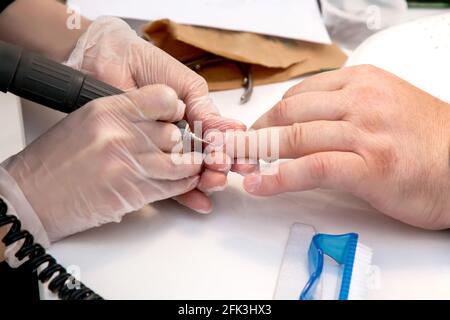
[176,120,210,145]
[185,54,254,104]
[0,41,205,144]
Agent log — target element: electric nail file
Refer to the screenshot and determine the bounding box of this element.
[0,41,207,144]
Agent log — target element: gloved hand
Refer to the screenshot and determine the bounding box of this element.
[1,85,203,242]
[65,16,251,213]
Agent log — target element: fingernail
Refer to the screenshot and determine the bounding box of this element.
[195,206,212,214]
[244,174,262,193]
[205,184,227,194]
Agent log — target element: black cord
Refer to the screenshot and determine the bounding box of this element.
[0,197,103,300]
[0,0,15,14]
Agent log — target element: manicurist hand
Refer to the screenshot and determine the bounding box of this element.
[241,65,450,229]
[1,85,203,241]
[65,17,248,213]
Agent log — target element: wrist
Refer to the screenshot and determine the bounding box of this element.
[0,160,50,255]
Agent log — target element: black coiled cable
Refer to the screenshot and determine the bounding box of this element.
[0,197,103,300]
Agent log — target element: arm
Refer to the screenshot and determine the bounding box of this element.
[0,2,245,231]
[0,0,90,62]
[0,0,88,259]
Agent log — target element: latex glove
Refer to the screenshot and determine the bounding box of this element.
[1,85,202,242]
[65,16,250,213]
[0,168,51,266]
[240,65,450,230]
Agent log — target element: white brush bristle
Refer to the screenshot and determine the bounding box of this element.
[347,243,374,300]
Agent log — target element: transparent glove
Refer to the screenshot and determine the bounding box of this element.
[65,16,253,213]
[1,85,202,242]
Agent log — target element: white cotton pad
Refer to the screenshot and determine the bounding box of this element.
[273,223,320,300]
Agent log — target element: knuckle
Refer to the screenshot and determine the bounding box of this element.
[308,155,330,181]
[355,64,378,75]
[159,86,180,115]
[196,76,208,91]
[161,155,179,176]
[91,125,126,153]
[283,83,301,98]
[103,135,123,153]
[340,122,359,146]
[85,120,105,142]
[356,108,384,133]
[166,124,182,143]
[366,138,396,177]
[87,99,108,118]
[100,157,122,178]
[353,85,379,103]
[273,168,286,188]
[272,99,290,122]
[186,75,209,96]
[287,123,304,152]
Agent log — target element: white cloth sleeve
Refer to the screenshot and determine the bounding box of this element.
[0,162,50,267]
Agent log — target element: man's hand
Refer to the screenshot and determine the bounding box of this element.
[4,85,204,241]
[66,17,247,213]
[241,65,450,230]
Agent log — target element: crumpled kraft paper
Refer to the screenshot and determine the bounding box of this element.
[143,19,347,91]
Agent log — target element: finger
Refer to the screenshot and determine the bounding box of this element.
[251,91,348,130]
[243,152,367,196]
[231,162,259,175]
[203,151,232,173]
[135,152,203,180]
[283,68,351,98]
[197,169,228,193]
[173,189,213,214]
[201,113,247,133]
[134,121,182,153]
[130,47,226,129]
[138,175,200,202]
[131,44,211,116]
[224,121,359,161]
[107,84,186,122]
[203,137,258,175]
[276,121,358,158]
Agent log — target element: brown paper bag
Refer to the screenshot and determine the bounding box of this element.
[143,19,347,91]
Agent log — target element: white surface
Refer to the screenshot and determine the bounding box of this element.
[274,223,317,300]
[20,11,449,299]
[0,93,25,163]
[68,0,331,44]
[348,12,450,103]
